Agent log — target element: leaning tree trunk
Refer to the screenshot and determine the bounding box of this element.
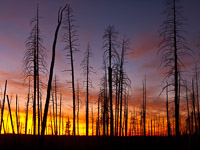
[0,80,7,134]
[7,95,15,134]
[41,5,66,136]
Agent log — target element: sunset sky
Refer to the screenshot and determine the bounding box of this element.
[0,0,200,135]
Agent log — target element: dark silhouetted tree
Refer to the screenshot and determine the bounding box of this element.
[103,25,119,136]
[158,0,191,139]
[0,80,7,135]
[143,76,146,136]
[59,93,62,136]
[15,95,19,134]
[192,79,198,133]
[100,60,108,136]
[7,95,15,134]
[25,78,30,135]
[119,38,131,136]
[41,4,67,136]
[23,5,47,135]
[184,80,191,135]
[63,4,79,136]
[166,81,171,136]
[76,80,80,136]
[81,43,94,136]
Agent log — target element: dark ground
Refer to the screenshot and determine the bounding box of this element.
[0,134,199,150]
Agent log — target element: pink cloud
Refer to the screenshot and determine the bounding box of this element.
[130,32,160,59]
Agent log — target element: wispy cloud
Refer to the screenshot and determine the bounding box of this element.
[130,32,160,60]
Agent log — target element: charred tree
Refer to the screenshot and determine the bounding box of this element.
[54,75,58,135]
[103,25,119,136]
[63,4,79,136]
[23,4,47,135]
[25,78,30,135]
[158,0,191,139]
[76,80,80,136]
[15,95,19,134]
[119,38,131,136]
[185,80,191,135]
[194,64,200,133]
[41,5,66,136]
[192,79,198,134]
[143,77,147,137]
[0,80,7,134]
[81,43,94,136]
[166,82,171,136]
[100,60,109,136]
[59,94,62,136]
[7,95,15,134]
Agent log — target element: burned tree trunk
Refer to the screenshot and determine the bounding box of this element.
[158,0,191,140]
[25,79,30,135]
[195,65,200,134]
[81,43,94,136]
[192,79,198,134]
[76,81,79,136]
[16,95,19,134]
[0,80,7,134]
[41,5,66,136]
[103,26,119,136]
[185,80,190,135]
[166,82,171,136]
[143,77,146,136]
[59,94,62,136]
[7,95,15,134]
[63,4,79,136]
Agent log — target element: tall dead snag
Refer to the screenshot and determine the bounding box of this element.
[158,0,191,139]
[143,76,146,136]
[41,5,66,136]
[52,93,55,134]
[119,38,131,136]
[63,4,79,136]
[192,79,198,133]
[0,80,7,134]
[81,43,94,136]
[91,102,94,136]
[103,25,119,136]
[23,4,47,135]
[166,82,171,136]
[53,75,58,135]
[184,80,190,135]
[124,87,130,137]
[113,64,120,136]
[7,95,15,134]
[59,93,62,136]
[194,64,200,134]
[76,80,80,136]
[16,95,19,134]
[100,60,108,136]
[40,95,42,129]
[25,78,30,135]
[96,93,101,136]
